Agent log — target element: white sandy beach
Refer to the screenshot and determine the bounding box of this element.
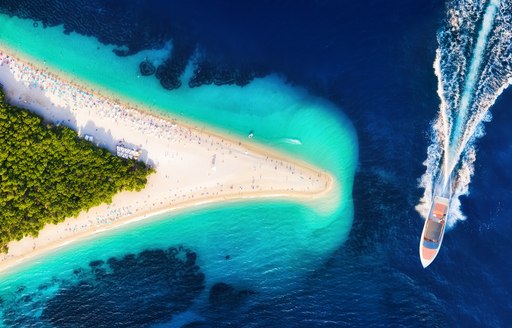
[0,49,337,273]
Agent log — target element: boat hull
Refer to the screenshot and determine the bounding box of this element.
[419,195,449,268]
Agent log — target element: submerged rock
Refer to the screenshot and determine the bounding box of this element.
[139,60,156,76]
[208,282,256,309]
[160,76,182,90]
[88,260,104,267]
[189,60,261,88]
[33,246,205,328]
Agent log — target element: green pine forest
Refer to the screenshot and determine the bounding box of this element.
[0,87,154,252]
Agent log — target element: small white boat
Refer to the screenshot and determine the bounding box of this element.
[419,174,453,268]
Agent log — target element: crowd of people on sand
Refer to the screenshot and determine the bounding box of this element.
[0,51,319,188]
[0,50,327,263]
[0,51,181,139]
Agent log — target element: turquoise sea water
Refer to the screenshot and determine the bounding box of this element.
[3,1,511,327]
[0,13,357,320]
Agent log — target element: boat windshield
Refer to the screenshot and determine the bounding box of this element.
[425,219,444,243]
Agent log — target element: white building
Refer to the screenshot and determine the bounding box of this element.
[116,145,141,160]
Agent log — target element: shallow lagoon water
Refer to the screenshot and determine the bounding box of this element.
[0,12,357,326]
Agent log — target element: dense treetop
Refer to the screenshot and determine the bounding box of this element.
[0,87,154,252]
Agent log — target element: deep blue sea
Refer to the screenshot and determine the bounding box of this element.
[0,0,511,327]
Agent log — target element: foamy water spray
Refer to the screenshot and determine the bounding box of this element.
[417,0,512,227]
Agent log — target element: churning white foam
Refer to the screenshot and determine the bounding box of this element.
[417,0,512,228]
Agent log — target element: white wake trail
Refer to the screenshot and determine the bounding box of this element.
[447,0,500,174]
[417,0,512,228]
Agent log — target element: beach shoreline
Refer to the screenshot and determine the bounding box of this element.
[0,39,332,177]
[0,46,339,275]
[0,37,276,151]
[0,187,336,276]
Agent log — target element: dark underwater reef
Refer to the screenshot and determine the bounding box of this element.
[0,0,263,91]
[0,245,257,327]
[0,246,205,327]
